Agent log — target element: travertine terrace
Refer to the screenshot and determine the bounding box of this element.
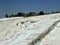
[0,13,60,45]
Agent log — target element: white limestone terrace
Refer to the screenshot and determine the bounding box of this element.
[0,13,60,45]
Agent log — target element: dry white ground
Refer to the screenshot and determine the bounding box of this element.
[0,13,60,45]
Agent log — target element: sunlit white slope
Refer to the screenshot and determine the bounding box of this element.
[0,13,60,45]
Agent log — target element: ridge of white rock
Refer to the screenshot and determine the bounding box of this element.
[0,13,60,45]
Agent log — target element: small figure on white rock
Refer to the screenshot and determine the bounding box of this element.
[16,23,18,26]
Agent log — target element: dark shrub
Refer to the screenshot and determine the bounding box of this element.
[39,11,44,15]
[5,14,8,18]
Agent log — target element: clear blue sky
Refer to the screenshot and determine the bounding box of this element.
[0,0,60,18]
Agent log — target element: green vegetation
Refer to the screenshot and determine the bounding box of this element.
[5,11,60,18]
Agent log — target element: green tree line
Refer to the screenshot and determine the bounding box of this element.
[5,11,60,18]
